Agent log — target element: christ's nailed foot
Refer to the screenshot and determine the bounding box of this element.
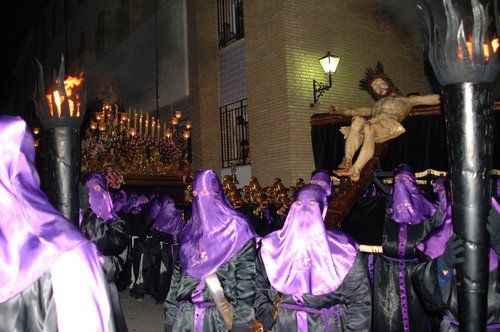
[333,168,353,177]
[338,158,352,170]
[349,168,360,182]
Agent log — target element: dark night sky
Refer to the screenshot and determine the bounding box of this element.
[0,1,49,79]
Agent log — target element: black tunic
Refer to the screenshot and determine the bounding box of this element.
[80,209,129,332]
[371,212,441,332]
[0,272,57,332]
[413,259,500,331]
[254,251,372,332]
[164,239,256,332]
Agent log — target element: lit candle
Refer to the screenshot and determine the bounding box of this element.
[139,115,143,136]
[134,109,138,129]
[127,116,130,138]
[145,119,149,136]
[151,118,155,138]
[157,122,161,138]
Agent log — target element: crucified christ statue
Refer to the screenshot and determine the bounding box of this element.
[331,63,441,181]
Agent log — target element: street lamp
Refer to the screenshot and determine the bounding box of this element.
[310,51,340,107]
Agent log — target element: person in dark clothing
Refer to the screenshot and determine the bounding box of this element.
[148,194,185,304]
[254,184,372,331]
[0,116,114,332]
[219,22,235,48]
[370,163,440,332]
[80,171,130,332]
[120,191,151,299]
[412,197,500,331]
[164,169,256,332]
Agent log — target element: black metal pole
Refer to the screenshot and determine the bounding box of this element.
[442,82,495,331]
[420,0,500,328]
[44,127,81,225]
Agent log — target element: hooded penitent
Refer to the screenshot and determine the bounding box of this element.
[0,116,91,302]
[417,177,453,259]
[259,184,358,295]
[310,169,332,197]
[179,169,255,278]
[122,191,150,215]
[390,164,436,225]
[83,171,120,222]
[112,189,128,215]
[152,195,185,236]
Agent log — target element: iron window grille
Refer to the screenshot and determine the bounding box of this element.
[220,99,249,168]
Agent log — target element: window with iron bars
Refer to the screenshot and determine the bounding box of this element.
[217,0,244,49]
[220,99,249,168]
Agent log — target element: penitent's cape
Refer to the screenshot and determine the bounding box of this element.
[0,116,113,331]
[260,184,358,295]
[179,169,255,278]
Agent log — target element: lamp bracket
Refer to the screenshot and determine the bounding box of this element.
[310,79,331,107]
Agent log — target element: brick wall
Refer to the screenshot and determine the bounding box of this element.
[188,1,221,171]
[238,0,430,186]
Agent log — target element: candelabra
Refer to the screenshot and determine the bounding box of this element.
[81,104,192,179]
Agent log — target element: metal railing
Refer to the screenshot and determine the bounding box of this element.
[220,99,249,168]
[217,0,244,49]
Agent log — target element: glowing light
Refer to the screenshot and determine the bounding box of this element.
[458,38,500,61]
[45,74,84,118]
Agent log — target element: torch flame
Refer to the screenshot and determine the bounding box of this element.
[458,38,500,61]
[45,73,84,118]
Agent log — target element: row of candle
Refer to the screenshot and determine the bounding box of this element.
[90,104,191,140]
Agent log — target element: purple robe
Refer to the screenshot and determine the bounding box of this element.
[418,179,498,271]
[417,177,452,259]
